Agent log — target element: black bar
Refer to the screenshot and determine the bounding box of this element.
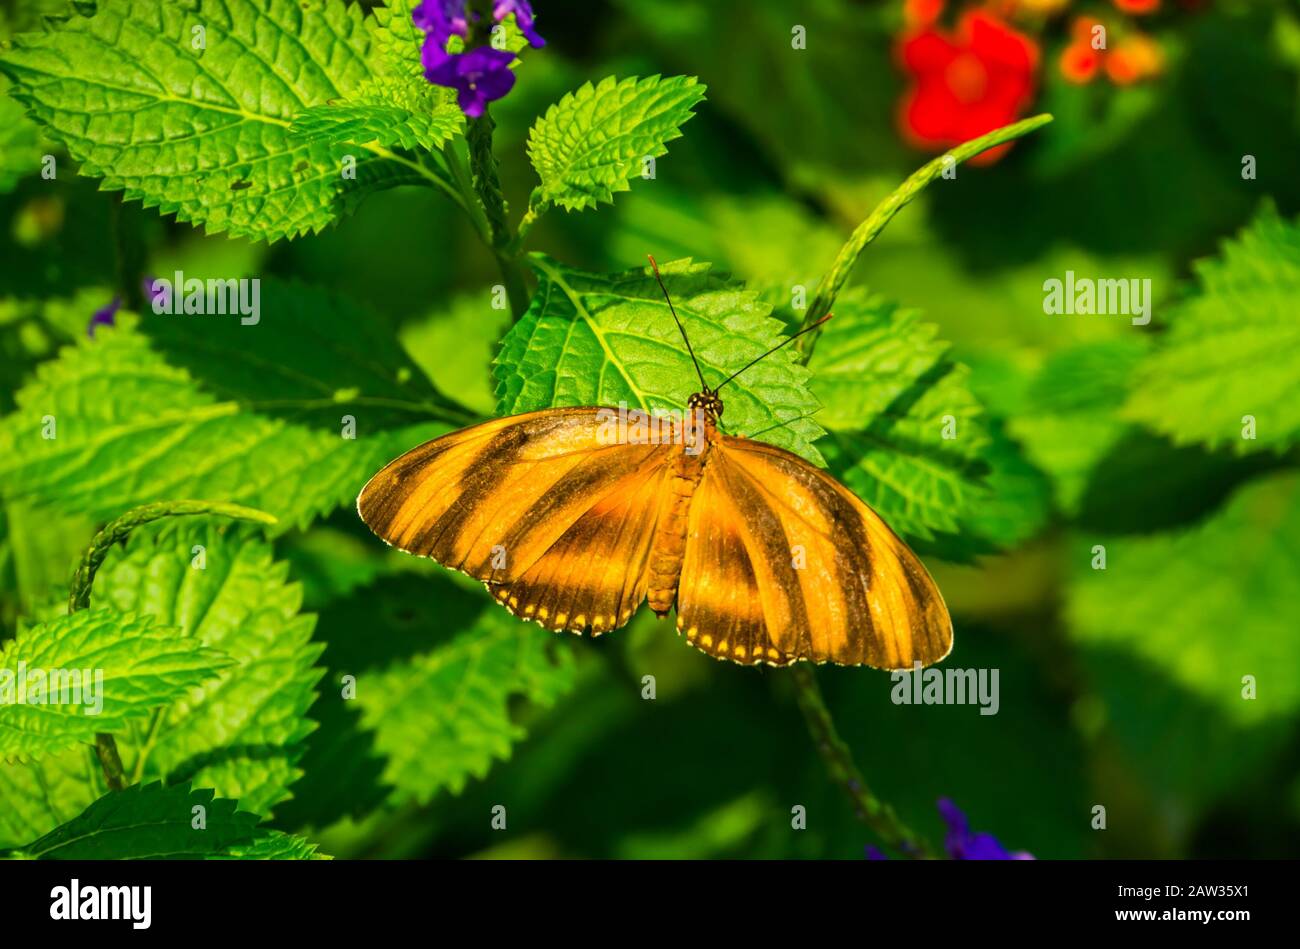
[0,858,1281,935]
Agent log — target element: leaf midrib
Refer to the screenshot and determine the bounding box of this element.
[530,256,652,412]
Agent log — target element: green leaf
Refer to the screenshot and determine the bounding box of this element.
[1,499,95,622]
[139,278,473,430]
[0,0,436,242]
[288,1,464,157]
[807,290,993,545]
[527,75,706,212]
[956,424,1052,552]
[596,186,845,295]
[0,82,43,193]
[217,829,328,859]
[16,783,256,859]
[0,745,106,849]
[280,572,577,818]
[91,521,324,818]
[290,99,460,154]
[1007,337,1148,515]
[353,593,577,805]
[278,526,397,611]
[809,293,968,432]
[11,782,260,859]
[400,292,514,417]
[0,609,230,761]
[494,254,826,463]
[0,329,445,532]
[0,291,112,412]
[1123,208,1300,454]
[1067,471,1300,725]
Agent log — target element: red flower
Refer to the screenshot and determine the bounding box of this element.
[1059,42,1102,84]
[903,0,945,27]
[1113,0,1160,13]
[897,10,1040,165]
[1058,16,1165,86]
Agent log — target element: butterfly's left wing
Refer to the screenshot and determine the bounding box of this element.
[676,435,952,669]
[358,407,673,635]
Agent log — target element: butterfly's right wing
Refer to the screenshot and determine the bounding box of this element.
[675,435,952,669]
[358,407,673,633]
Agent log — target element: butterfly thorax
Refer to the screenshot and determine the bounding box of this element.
[646,402,718,615]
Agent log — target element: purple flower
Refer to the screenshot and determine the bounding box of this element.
[142,275,170,311]
[865,800,1034,860]
[412,0,472,51]
[412,0,543,115]
[938,798,1034,860]
[86,296,120,339]
[425,46,518,118]
[494,0,545,48]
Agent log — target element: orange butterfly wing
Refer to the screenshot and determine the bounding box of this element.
[357,407,673,634]
[675,434,952,669]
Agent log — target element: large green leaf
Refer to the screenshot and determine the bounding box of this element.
[1007,337,1147,516]
[1124,208,1300,454]
[139,278,472,430]
[400,292,513,417]
[0,609,230,761]
[357,605,576,805]
[494,254,825,463]
[91,521,324,818]
[527,75,706,212]
[0,0,438,242]
[0,328,445,532]
[1067,471,1300,726]
[290,99,460,154]
[0,746,95,848]
[5,781,320,859]
[807,290,994,545]
[280,572,577,819]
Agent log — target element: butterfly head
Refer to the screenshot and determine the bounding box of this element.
[688,389,724,421]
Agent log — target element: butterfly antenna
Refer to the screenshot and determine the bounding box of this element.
[648,254,709,392]
[715,314,833,392]
[743,410,820,441]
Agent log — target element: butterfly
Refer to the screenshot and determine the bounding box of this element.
[358,257,952,670]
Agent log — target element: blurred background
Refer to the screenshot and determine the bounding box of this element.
[2,0,1299,858]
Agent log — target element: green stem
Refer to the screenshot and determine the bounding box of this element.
[507,186,550,256]
[513,201,543,251]
[443,140,492,246]
[466,110,530,317]
[493,250,531,320]
[797,113,1054,361]
[94,734,127,793]
[467,112,510,250]
[370,143,470,217]
[790,665,933,858]
[68,501,278,790]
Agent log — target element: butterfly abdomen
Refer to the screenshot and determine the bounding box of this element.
[646,445,709,615]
